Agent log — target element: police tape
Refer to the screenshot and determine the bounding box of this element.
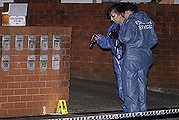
[48,108,179,120]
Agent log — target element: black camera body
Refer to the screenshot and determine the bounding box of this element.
[107,30,119,39]
[89,34,97,49]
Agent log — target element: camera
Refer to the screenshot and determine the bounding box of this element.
[89,34,97,49]
[108,30,119,39]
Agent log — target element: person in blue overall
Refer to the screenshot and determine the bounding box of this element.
[90,3,126,112]
[118,3,158,113]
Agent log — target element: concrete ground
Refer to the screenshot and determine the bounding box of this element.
[1,78,179,120]
[68,78,179,119]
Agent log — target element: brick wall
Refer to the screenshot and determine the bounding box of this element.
[0,27,71,117]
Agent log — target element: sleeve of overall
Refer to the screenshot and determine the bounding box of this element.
[150,21,158,48]
[119,20,135,43]
[96,23,118,49]
[96,34,112,49]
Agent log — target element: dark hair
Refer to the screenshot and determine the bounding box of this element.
[120,2,138,13]
[107,3,124,19]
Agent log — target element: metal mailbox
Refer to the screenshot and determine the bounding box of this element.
[2,55,10,71]
[41,35,48,50]
[53,35,61,50]
[15,35,24,51]
[28,55,35,70]
[2,35,11,51]
[40,55,48,70]
[28,35,36,50]
[52,54,60,70]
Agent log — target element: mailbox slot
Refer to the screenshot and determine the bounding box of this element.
[52,54,60,70]
[28,55,35,70]
[41,35,48,50]
[40,55,48,70]
[53,35,61,50]
[2,55,10,71]
[28,35,36,50]
[2,35,11,51]
[15,35,24,51]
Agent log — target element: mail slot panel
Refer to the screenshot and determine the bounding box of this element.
[28,35,36,50]
[28,55,35,70]
[2,55,10,71]
[52,54,60,70]
[40,55,48,70]
[15,35,24,51]
[53,35,61,50]
[2,35,11,51]
[41,35,48,50]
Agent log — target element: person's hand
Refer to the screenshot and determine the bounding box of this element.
[89,34,100,49]
[92,34,100,41]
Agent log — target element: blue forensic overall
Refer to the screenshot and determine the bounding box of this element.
[119,11,158,113]
[96,22,125,104]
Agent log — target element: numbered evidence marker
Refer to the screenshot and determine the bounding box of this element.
[2,55,10,71]
[56,100,68,114]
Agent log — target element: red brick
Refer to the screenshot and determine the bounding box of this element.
[39,88,52,94]
[46,94,58,101]
[0,83,8,89]
[21,69,34,75]
[2,90,14,95]
[21,82,34,88]
[28,75,40,81]
[14,89,26,95]
[20,108,33,115]
[52,87,69,94]
[33,82,45,88]
[8,96,20,102]
[0,96,7,102]
[8,82,20,88]
[14,102,26,108]
[9,69,21,75]
[15,76,27,82]
[27,88,39,94]
[7,109,21,115]
[2,76,14,83]
[46,81,59,87]
[1,103,13,109]
[33,95,45,101]
[21,95,33,102]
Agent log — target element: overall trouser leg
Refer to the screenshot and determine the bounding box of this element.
[122,66,149,113]
[138,67,149,112]
[113,57,123,100]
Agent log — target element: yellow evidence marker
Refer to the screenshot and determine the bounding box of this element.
[56,100,68,114]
